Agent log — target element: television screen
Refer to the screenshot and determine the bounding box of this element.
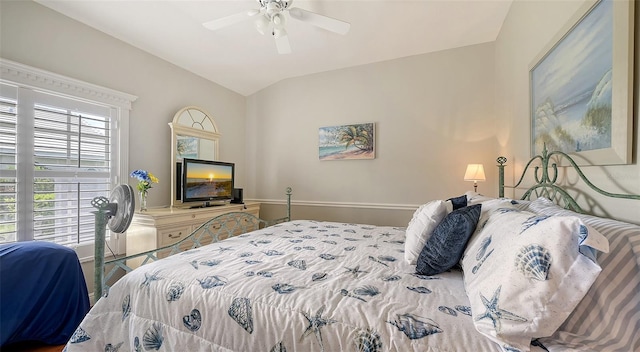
[182,159,234,204]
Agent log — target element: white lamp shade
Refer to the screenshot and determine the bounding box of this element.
[464,164,486,182]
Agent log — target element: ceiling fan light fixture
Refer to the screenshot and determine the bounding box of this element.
[272,13,285,28]
[255,15,270,35]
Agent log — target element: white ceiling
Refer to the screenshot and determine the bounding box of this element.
[35,0,513,96]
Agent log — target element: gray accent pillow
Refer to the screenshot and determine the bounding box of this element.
[416,204,481,275]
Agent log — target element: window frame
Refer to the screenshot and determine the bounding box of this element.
[0,58,137,261]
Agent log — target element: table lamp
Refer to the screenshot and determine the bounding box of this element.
[464,164,486,192]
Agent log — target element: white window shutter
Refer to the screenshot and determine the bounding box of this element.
[0,59,137,259]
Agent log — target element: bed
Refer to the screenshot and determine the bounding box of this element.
[0,241,90,346]
[65,148,640,352]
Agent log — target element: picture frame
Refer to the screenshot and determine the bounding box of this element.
[319,123,375,160]
[529,0,634,165]
[176,135,199,159]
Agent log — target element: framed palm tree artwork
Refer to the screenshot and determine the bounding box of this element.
[318,123,375,160]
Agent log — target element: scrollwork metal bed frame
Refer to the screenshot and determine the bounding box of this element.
[94,188,293,301]
[497,146,640,213]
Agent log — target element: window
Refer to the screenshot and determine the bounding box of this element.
[0,59,136,260]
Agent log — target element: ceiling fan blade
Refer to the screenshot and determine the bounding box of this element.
[288,7,350,35]
[203,10,259,31]
[275,33,292,54]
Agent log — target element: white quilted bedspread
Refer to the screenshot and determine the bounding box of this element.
[65,220,502,351]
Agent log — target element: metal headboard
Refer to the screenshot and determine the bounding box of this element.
[94,187,292,301]
[497,147,640,213]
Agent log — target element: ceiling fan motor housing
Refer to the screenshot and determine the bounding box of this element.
[259,0,292,13]
[266,2,282,16]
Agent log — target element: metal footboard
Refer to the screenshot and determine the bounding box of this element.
[95,188,292,301]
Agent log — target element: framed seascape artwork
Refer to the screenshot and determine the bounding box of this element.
[319,123,375,160]
[176,135,199,159]
[529,0,634,165]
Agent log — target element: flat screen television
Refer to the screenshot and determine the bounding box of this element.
[181,158,234,207]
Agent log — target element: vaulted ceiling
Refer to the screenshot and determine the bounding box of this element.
[35,0,513,96]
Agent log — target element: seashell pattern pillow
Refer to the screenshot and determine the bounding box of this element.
[461,208,608,352]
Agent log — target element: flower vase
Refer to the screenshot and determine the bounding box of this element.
[139,191,148,212]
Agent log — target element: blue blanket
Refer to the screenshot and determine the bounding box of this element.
[0,241,90,346]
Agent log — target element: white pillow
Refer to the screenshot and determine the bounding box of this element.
[464,191,533,212]
[464,191,494,205]
[524,201,640,351]
[528,196,566,213]
[462,209,608,351]
[404,200,448,264]
[475,198,518,225]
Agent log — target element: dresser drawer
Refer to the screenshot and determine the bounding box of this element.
[126,202,261,269]
[244,207,260,217]
[158,226,191,247]
[189,205,260,229]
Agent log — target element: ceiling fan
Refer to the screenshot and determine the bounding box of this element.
[202,0,350,54]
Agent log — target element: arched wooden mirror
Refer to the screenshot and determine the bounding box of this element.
[169,106,220,207]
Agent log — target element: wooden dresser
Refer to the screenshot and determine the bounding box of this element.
[125,202,260,268]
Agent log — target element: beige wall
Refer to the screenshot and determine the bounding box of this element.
[0,0,248,209]
[2,0,638,294]
[495,0,640,224]
[253,0,640,226]
[247,43,499,226]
